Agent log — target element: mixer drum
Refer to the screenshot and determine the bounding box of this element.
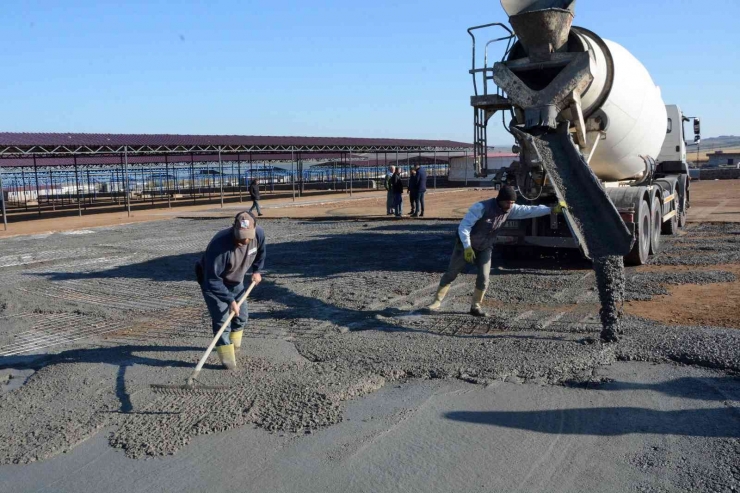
[504,18,668,182]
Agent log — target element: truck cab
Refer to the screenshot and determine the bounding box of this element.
[657,105,701,173]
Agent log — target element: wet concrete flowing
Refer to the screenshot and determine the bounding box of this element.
[593,256,625,342]
[527,129,632,342]
[0,217,738,464]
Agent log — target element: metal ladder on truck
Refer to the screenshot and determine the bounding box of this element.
[467,23,516,177]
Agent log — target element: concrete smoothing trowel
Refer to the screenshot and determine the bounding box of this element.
[151,281,257,395]
[511,124,633,259]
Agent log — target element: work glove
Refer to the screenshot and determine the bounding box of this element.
[464,247,476,264]
[552,200,567,214]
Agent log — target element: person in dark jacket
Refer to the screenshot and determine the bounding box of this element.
[413,164,428,217]
[390,167,404,217]
[407,168,418,216]
[196,211,266,369]
[248,178,263,216]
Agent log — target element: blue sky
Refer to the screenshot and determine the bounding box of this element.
[1,0,737,145]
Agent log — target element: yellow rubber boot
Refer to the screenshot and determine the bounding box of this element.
[216,344,237,370]
[427,285,451,311]
[230,330,244,350]
[470,289,488,318]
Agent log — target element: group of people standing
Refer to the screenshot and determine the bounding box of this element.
[385,164,427,217]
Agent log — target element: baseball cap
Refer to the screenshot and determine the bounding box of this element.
[233,211,257,240]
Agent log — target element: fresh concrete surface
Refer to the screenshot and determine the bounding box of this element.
[1,182,739,492]
[1,362,737,493]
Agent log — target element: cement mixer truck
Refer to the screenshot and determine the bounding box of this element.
[468,0,701,264]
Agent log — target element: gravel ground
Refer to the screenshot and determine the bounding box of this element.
[649,223,740,266]
[0,217,738,477]
[625,270,737,301]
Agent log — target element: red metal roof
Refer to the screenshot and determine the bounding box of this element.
[0,132,471,149]
[0,152,367,168]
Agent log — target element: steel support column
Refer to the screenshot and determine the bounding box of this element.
[74,157,82,216]
[218,147,224,208]
[86,168,92,209]
[291,148,296,202]
[0,165,7,230]
[434,149,437,189]
[49,169,56,211]
[165,155,171,208]
[124,146,131,217]
[237,154,242,203]
[33,157,41,215]
[190,153,196,204]
[21,167,28,212]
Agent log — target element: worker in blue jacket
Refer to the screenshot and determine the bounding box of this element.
[196,211,265,369]
[427,186,564,317]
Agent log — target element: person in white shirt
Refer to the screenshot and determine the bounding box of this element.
[427,186,564,317]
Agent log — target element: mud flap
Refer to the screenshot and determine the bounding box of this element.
[511,123,634,259]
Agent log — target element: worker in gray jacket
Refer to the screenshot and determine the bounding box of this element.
[427,186,564,317]
[196,211,265,369]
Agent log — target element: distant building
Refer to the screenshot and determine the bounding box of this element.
[707,151,740,168]
[448,153,517,185]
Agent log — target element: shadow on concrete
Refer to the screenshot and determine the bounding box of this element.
[444,406,739,437]
[1,345,221,414]
[590,377,740,402]
[445,376,740,438]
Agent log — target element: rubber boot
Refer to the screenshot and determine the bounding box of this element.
[427,285,451,311]
[230,330,244,350]
[470,289,488,318]
[216,344,237,370]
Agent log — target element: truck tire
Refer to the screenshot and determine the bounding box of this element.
[649,195,662,254]
[625,199,650,266]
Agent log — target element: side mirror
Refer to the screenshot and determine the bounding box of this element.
[693,118,701,137]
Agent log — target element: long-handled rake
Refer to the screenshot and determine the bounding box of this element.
[151,281,257,394]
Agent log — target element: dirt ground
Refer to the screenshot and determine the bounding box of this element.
[1,178,737,239]
[625,264,740,328]
[0,180,738,492]
[619,179,740,328]
[0,188,494,238]
[687,179,740,222]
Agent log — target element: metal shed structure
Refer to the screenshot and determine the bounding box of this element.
[0,132,472,229]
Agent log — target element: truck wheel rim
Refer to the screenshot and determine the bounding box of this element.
[651,201,661,252]
[641,213,650,256]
